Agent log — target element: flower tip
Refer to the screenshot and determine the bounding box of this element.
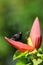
[4,36,9,41]
[4,36,7,39]
[34,17,39,23]
[36,17,39,19]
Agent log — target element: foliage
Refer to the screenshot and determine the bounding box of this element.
[13,48,43,65]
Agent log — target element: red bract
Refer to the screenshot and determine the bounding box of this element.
[30,17,42,49]
[5,37,34,52]
[4,17,42,52]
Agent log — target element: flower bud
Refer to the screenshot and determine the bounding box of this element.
[30,17,42,49]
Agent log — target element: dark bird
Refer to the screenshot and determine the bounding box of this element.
[11,32,22,41]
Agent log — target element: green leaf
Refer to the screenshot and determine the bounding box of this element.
[16,57,33,65]
[39,61,43,65]
[16,60,25,65]
[16,57,28,65]
[37,53,43,60]
[13,50,28,60]
[38,48,43,54]
[32,59,42,65]
[13,50,22,60]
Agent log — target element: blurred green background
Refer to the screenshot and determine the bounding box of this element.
[0,0,43,65]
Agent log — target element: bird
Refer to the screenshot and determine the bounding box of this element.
[11,32,22,41]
